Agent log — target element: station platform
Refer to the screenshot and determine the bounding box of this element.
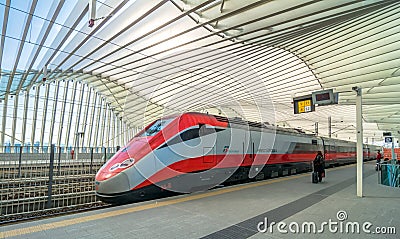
[1,162,399,239]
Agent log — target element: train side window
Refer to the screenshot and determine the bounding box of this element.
[141,118,175,137]
[312,139,317,145]
[180,125,218,141]
[160,125,224,149]
[199,124,216,137]
[180,128,200,141]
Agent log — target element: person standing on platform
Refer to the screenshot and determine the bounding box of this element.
[376,150,382,163]
[71,149,75,160]
[376,150,383,171]
[313,151,325,182]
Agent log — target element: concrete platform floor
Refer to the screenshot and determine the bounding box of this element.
[1,162,399,239]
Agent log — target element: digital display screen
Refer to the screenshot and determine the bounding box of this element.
[293,95,314,114]
[315,92,331,101]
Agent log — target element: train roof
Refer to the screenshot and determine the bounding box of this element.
[168,113,381,147]
[212,114,314,137]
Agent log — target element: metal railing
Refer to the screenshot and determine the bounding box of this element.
[378,162,400,187]
[0,145,116,223]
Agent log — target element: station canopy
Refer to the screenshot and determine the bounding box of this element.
[1,0,399,142]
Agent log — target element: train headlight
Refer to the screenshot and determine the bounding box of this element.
[109,163,120,171]
[109,158,135,172]
[119,158,135,168]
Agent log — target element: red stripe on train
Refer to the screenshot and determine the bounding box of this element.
[132,152,356,190]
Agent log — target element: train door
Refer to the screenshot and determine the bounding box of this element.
[203,147,216,165]
[200,125,217,166]
[250,130,262,163]
[330,141,337,166]
[249,130,263,178]
[321,138,334,167]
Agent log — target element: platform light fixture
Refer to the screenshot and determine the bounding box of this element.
[88,0,96,27]
[42,65,48,82]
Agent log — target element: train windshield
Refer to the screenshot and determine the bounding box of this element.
[141,118,175,137]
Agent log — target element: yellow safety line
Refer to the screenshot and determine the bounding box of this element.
[0,164,356,238]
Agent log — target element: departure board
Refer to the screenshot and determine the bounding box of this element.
[293,95,315,114]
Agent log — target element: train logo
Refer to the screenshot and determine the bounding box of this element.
[223,146,229,153]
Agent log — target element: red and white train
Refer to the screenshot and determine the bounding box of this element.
[95,112,379,204]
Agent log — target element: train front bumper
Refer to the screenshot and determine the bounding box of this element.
[95,171,130,195]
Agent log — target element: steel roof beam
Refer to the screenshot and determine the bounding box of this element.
[7,0,38,93]
[87,0,372,78]
[0,0,10,70]
[17,0,65,92]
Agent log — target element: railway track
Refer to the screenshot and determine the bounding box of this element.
[0,161,107,224]
[0,162,104,178]
[0,202,110,225]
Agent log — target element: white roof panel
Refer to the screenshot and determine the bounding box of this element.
[0,0,399,141]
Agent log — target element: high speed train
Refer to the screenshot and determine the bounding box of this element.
[95,112,379,204]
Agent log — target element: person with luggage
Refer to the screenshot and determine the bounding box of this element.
[313,151,325,183]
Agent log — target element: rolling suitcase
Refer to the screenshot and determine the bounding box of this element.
[312,172,318,183]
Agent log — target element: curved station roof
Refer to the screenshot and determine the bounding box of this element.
[1,0,399,143]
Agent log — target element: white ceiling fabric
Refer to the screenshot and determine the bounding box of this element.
[1,0,399,141]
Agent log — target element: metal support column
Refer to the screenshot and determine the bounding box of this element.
[0,95,8,149]
[103,146,107,163]
[115,115,119,148]
[21,90,30,147]
[18,145,22,177]
[391,139,396,160]
[110,113,115,149]
[124,121,128,145]
[81,87,92,147]
[47,144,55,208]
[106,106,112,149]
[328,116,332,138]
[64,81,78,148]
[99,102,107,148]
[93,97,103,147]
[355,87,363,198]
[11,94,19,147]
[87,92,97,147]
[48,81,60,145]
[72,82,84,149]
[57,81,69,147]
[30,87,40,151]
[40,83,50,149]
[90,147,94,173]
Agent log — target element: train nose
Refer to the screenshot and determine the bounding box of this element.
[95,172,130,194]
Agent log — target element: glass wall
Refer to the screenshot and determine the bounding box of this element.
[0,79,134,151]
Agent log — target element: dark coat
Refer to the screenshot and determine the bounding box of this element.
[313,154,324,173]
